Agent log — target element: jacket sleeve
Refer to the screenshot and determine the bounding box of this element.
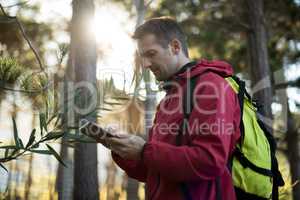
[112,151,148,182]
[142,73,240,182]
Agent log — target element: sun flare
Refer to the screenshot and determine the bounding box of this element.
[90,4,136,90]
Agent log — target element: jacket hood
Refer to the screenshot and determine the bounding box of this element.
[175,59,234,79]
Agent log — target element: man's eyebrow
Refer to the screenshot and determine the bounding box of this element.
[140,49,156,57]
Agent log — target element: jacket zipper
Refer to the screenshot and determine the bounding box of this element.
[150,174,160,200]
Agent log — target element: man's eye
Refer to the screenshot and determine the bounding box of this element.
[148,52,156,58]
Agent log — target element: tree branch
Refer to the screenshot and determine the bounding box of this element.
[145,0,154,9]
[0,3,46,77]
[2,0,30,9]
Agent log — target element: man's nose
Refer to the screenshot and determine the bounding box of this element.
[142,58,151,69]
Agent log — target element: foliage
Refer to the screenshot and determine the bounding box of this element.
[0,115,65,170]
[0,3,53,69]
[0,57,23,86]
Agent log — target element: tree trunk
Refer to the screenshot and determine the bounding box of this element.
[56,57,75,200]
[6,161,13,200]
[105,159,117,200]
[24,153,33,200]
[245,0,273,123]
[71,0,99,199]
[286,107,300,200]
[24,112,37,200]
[54,38,75,200]
[274,60,299,200]
[124,1,153,200]
[56,136,74,200]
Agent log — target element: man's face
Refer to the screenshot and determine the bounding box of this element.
[137,34,179,81]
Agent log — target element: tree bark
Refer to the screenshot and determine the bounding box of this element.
[24,153,33,200]
[71,0,99,199]
[245,0,273,122]
[286,107,300,200]
[56,50,75,200]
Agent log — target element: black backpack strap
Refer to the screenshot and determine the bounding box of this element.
[177,72,222,200]
[231,75,246,148]
[257,119,285,200]
[176,70,197,200]
[176,74,197,146]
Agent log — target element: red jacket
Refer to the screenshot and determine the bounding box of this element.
[112,59,241,200]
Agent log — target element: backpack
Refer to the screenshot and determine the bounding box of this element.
[176,72,285,200]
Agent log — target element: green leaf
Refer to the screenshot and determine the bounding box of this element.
[43,131,64,141]
[10,149,19,157]
[98,107,112,111]
[18,139,24,149]
[0,163,8,172]
[65,133,96,143]
[12,117,20,148]
[103,100,123,106]
[29,149,52,155]
[4,148,9,158]
[26,129,36,149]
[31,143,39,149]
[0,145,16,149]
[53,114,61,128]
[45,101,49,123]
[46,144,66,167]
[112,96,130,101]
[39,113,47,136]
[46,113,58,126]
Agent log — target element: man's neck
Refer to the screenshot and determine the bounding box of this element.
[177,57,192,72]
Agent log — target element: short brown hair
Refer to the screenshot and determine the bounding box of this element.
[133,16,189,57]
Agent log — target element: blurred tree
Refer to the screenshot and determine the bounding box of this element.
[24,151,34,200]
[70,0,100,199]
[0,2,53,70]
[105,159,118,200]
[244,0,273,119]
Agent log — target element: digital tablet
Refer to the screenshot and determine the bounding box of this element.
[79,120,115,139]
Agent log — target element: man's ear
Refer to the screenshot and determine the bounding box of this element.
[170,39,181,55]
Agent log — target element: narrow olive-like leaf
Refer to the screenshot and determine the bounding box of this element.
[10,149,19,157]
[31,143,39,149]
[112,96,130,101]
[4,148,9,157]
[67,126,79,130]
[12,117,20,148]
[45,101,49,122]
[25,129,36,149]
[29,149,52,155]
[43,131,64,141]
[65,133,96,143]
[18,139,24,149]
[98,107,112,111]
[54,114,61,128]
[46,144,66,167]
[0,145,16,149]
[65,143,75,148]
[0,163,8,172]
[103,101,123,106]
[39,113,47,136]
[46,113,57,126]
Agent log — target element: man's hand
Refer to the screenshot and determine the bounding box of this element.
[106,134,146,161]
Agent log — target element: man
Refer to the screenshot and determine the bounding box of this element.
[98,17,241,200]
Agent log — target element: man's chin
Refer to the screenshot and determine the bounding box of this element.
[154,75,164,81]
